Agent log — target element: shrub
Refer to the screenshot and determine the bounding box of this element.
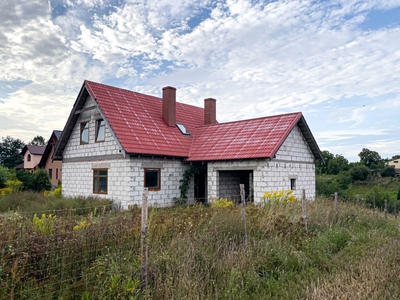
[316,176,340,196]
[350,165,370,181]
[0,165,10,188]
[398,186,400,200]
[211,197,234,208]
[33,168,51,192]
[0,187,12,196]
[262,190,299,206]
[5,179,23,192]
[16,169,35,191]
[336,171,352,190]
[381,167,396,178]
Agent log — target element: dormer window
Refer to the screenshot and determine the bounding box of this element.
[176,123,190,136]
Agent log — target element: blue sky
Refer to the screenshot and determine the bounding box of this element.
[0,0,399,162]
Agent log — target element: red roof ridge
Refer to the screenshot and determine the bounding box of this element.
[84,80,161,101]
[193,111,302,129]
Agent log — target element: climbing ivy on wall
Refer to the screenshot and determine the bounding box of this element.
[176,164,206,205]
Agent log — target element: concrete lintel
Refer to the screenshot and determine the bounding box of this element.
[63,154,124,163]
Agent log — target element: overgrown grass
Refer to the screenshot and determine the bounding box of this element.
[1,194,400,299]
[0,191,113,216]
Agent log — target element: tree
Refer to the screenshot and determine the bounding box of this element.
[30,135,46,146]
[33,168,51,192]
[316,150,334,174]
[391,155,400,161]
[327,154,349,175]
[0,136,25,169]
[350,165,370,181]
[358,148,383,169]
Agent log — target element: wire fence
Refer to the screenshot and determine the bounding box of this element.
[0,207,142,300]
[1,190,398,299]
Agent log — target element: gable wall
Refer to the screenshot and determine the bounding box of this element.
[63,95,122,159]
[24,151,42,170]
[207,125,316,202]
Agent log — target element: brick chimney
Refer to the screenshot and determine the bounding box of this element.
[162,86,176,126]
[204,98,216,125]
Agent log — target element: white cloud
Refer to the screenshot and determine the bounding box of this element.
[1,0,400,160]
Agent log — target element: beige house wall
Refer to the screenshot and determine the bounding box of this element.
[44,147,62,187]
[23,151,42,170]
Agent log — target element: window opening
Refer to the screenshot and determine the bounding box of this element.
[49,169,53,180]
[80,122,89,144]
[176,123,190,136]
[27,154,31,162]
[93,169,108,194]
[144,168,161,191]
[96,119,105,142]
[290,178,296,190]
[56,169,58,180]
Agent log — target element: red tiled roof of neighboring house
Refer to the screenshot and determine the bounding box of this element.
[85,81,204,157]
[21,145,46,156]
[187,112,302,161]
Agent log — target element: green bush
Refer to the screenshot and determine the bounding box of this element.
[350,165,370,181]
[336,171,352,190]
[16,169,35,191]
[316,176,340,196]
[381,167,396,178]
[0,165,10,188]
[33,168,51,192]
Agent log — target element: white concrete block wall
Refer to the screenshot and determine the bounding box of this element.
[275,125,314,162]
[62,159,131,207]
[218,171,241,200]
[207,125,317,203]
[63,158,190,209]
[64,95,122,159]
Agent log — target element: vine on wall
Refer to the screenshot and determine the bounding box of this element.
[174,164,206,205]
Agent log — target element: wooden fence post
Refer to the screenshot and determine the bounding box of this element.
[384,199,388,219]
[141,188,149,289]
[356,194,359,212]
[302,189,307,231]
[240,184,248,246]
[372,195,376,216]
[334,192,338,215]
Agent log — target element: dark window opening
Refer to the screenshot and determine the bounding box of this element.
[49,169,53,179]
[290,178,296,190]
[144,168,161,191]
[56,169,58,180]
[96,119,105,142]
[80,122,89,144]
[93,169,108,194]
[27,154,31,162]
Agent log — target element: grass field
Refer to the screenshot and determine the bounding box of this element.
[1,192,400,299]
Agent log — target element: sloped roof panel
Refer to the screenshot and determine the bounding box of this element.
[85,81,204,157]
[187,112,302,161]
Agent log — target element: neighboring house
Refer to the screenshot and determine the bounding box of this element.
[54,80,323,208]
[387,159,400,177]
[17,145,46,172]
[38,130,63,187]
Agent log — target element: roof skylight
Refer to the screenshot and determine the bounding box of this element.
[176,123,190,136]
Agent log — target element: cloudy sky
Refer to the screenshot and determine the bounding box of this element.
[1,0,399,161]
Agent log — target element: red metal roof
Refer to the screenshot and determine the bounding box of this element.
[85,81,204,157]
[187,113,302,161]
